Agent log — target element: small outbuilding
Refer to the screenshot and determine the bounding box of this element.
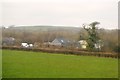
[78,40,88,49]
[21,43,33,48]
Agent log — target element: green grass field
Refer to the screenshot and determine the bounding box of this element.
[2,49,118,78]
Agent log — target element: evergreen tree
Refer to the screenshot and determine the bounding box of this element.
[83,21,100,51]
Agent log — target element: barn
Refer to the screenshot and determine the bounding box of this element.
[50,38,70,47]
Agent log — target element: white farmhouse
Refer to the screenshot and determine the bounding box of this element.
[21,43,29,48]
[78,40,88,49]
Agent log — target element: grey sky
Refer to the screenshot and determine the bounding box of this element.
[1,0,118,29]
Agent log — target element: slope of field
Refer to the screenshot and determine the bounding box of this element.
[2,50,118,78]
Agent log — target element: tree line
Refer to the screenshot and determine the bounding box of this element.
[0,24,119,53]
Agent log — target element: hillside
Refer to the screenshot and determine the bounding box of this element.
[2,25,81,33]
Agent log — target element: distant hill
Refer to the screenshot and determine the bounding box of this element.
[1,25,119,35]
[2,25,82,34]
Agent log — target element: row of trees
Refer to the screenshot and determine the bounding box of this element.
[1,22,119,53]
[1,27,79,45]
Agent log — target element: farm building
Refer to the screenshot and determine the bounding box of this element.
[2,37,15,46]
[78,40,88,49]
[50,38,70,47]
[78,40,104,50]
[94,40,104,50]
[21,43,33,48]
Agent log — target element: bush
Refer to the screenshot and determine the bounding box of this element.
[113,45,120,53]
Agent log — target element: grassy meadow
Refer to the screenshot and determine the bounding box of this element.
[2,49,118,78]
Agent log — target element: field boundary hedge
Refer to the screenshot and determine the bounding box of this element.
[1,46,119,58]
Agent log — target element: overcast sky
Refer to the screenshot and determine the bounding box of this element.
[1,0,119,29]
